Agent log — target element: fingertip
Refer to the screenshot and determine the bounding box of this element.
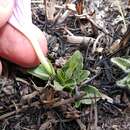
[0,24,48,69]
[0,0,14,27]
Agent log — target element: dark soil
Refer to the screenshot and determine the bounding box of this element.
[1,0,130,130]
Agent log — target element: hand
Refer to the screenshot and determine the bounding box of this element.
[0,0,48,74]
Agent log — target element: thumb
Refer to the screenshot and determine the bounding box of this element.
[0,0,14,27]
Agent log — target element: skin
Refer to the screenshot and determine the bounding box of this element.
[0,0,48,74]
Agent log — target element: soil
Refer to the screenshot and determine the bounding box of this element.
[0,0,130,130]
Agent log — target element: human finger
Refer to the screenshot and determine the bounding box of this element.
[0,0,14,27]
[0,23,48,68]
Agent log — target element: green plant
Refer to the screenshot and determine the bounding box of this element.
[111,57,130,88]
[28,51,101,105]
[53,51,90,91]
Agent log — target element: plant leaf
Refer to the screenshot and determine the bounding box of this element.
[56,69,66,84]
[54,51,85,91]
[53,80,64,91]
[74,70,90,84]
[64,79,76,90]
[55,69,76,91]
[111,57,130,73]
[117,73,130,89]
[80,86,101,105]
[75,101,81,108]
[53,79,76,91]
[63,51,83,79]
[117,75,129,87]
[28,64,50,80]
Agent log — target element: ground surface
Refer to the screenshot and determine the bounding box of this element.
[0,0,130,130]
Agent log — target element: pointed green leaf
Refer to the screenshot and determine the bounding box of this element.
[56,69,66,84]
[53,79,76,91]
[64,79,76,89]
[117,75,129,87]
[111,57,130,73]
[75,101,81,108]
[117,73,130,89]
[28,64,50,80]
[63,51,83,79]
[75,70,90,84]
[127,83,130,89]
[48,60,56,77]
[80,86,101,105]
[53,80,64,91]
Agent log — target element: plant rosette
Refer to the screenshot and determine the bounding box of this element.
[28,51,102,106]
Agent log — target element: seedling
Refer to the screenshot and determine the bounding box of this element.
[28,51,101,105]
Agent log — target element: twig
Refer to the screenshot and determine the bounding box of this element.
[21,91,40,102]
[57,10,71,24]
[75,13,114,38]
[94,102,98,130]
[108,25,130,57]
[15,77,30,85]
[87,103,93,130]
[80,71,101,86]
[56,1,77,24]
[0,111,16,121]
[92,33,104,53]
[115,0,127,31]
[52,92,85,108]
[39,119,56,130]
[39,119,74,130]
[64,35,95,45]
[64,27,74,36]
[0,101,40,120]
[76,119,86,130]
